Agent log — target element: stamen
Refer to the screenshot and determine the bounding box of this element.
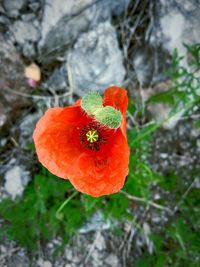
[79,122,108,151]
[86,130,99,143]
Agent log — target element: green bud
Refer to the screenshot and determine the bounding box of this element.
[94,106,122,129]
[81,91,103,115]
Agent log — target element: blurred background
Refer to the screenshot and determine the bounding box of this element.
[0,0,200,266]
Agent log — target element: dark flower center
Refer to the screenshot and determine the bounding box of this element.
[79,122,108,151]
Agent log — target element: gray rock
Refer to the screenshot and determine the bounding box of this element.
[133,45,155,87]
[0,35,31,133]
[22,41,37,58]
[37,259,53,267]
[38,0,129,64]
[105,254,119,267]
[90,249,102,267]
[0,15,10,33]
[107,0,130,16]
[12,20,40,45]
[0,102,7,129]
[3,0,27,18]
[6,254,29,267]
[95,233,106,251]
[132,44,171,87]
[79,211,111,234]
[21,14,36,22]
[28,2,40,12]
[19,112,42,147]
[148,0,200,66]
[65,248,73,261]
[46,64,68,93]
[4,166,30,200]
[68,21,125,96]
[39,0,100,64]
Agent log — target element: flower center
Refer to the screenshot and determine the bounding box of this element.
[86,130,99,143]
[79,122,108,151]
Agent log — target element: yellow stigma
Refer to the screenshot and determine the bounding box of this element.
[86,130,99,143]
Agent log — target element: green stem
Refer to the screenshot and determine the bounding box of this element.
[56,191,78,220]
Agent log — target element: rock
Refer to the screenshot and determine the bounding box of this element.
[22,42,37,58]
[65,264,74,267]
[42,261,52,267]
[28,2,40,13]
[3,0,27,18]
[0,102,7,128]
[107,0,130,16]
[11,21,40,45]
[143,223,154,254]
[90,249,102,266]
[4,166,30,200]
[65,248,73,261]
[68,22,125,96]
[39,0,101,63]
[105,254,119,267]
[38,0,129,64]
[0,245,6,253]
[38,259,52,267]
[0,34,31,133]
[0,15,10,33]
[95,233,106,251]
[46,64,68,93]
[0,138,6,147]
[79,211,111,234]
[132,44,171,87]
[7,254,29,267]
[133,44,155,87]
[194,178,200,189]
[21,14,36,22]
[19,111,42,147]
[149,0,200,67]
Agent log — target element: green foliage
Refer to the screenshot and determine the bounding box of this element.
[132,44,200,267]
[0,168,84,251]
[147,44,200,116]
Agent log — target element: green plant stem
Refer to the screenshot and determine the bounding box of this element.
[56,191,78,219]
[120,190,172,214]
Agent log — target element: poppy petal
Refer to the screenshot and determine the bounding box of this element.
[69,128,130,197]
[103,86,128,115]
[33,106,86,179]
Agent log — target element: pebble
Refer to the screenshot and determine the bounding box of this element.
[105,254,119,267]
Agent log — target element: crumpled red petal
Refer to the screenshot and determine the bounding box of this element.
[69,128,129,197]
[33,106,86,179]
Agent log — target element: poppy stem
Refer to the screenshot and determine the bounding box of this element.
[120,190,173,214]
[56,191,79,220]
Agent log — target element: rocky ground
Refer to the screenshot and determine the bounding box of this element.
[0,0,200,266]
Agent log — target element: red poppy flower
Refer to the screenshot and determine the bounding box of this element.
[33,86,130,197]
